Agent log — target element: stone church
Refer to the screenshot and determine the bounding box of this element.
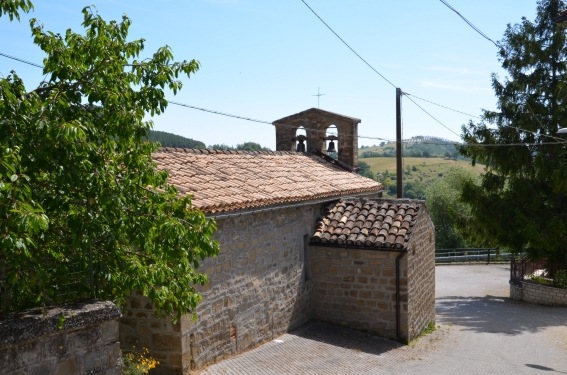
[120,108,436,374]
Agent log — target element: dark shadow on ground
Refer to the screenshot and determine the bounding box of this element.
[288,320,402,356]
[436,295,567,335]
[525,363,567,374]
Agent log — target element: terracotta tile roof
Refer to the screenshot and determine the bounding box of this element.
[310,199,425,251]
[153,148,383,214]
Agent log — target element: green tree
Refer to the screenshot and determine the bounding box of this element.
[149,130,206,149]
[460,0,567,264]
[1,4,219,316]
[236,142,271,151]
[0,0,33,20]
[425,168,479,249]
[208,143,235,150]
[357,160,375,180]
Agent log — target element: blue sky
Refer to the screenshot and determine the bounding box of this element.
[1,1,541,149]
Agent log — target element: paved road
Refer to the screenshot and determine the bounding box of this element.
[201,265,567,374]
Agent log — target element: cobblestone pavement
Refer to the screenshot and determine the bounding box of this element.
[201,265,567,375]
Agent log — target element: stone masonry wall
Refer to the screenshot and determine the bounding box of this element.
[509,283,523,301]
[183,205,319,371]
[310,247,407,340]
[120,292,183,375]
[510,281,567,307]
[1,300,121,375]
[274,109,359,170]
[406,209,436,341]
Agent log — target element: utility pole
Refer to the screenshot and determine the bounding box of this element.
[396,88,403,198]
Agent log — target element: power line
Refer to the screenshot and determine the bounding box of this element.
[298,0,469,137]
[0,51,43,68]
[4,50,566,148]
[168,101,272,125]
[299,0,397,89]
[402,92,462,138]
[169,101,567,147]
[0,47,473,138]
[403,92,482,120]
[439,0,499,48]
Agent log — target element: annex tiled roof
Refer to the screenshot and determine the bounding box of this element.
[153,148,383,214]
[310,199,424,251]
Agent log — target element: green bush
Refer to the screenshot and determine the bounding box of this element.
[554,270,567,289]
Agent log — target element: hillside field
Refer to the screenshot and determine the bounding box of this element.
[364,157,484,177]
[362,157,485,198]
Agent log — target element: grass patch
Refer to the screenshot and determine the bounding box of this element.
[365,157,484,177]
[409,321,438,347]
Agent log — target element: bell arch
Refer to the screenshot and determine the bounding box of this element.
[273,108,360,170]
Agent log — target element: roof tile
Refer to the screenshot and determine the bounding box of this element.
[154,148,382,214]
[311,198,425,251]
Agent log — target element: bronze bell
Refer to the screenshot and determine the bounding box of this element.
[326,140,336,153]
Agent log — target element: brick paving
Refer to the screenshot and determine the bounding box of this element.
[201,265,567,375]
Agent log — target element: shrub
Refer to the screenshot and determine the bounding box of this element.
[554,270,567,289]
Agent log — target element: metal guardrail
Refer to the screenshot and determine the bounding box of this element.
[435,248,518,264]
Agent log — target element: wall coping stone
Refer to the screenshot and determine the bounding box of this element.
[0,299,121,346]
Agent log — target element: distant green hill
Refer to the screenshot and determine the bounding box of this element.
[148,130,206,149]
[360,136,462,159]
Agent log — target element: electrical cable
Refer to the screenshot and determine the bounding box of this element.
[168,101,272,125]
[0,47,468,138]
[299,0,397,89]
[403,92,482,120]
[402,92,462,138]
[0,51,43,68]
[3,50,566,147]
[439,0,499,48]
[298,0,469,137]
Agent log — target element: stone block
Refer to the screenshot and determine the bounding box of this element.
[152,334,181,352]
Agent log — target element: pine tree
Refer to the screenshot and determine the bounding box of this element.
[461,0,567,265]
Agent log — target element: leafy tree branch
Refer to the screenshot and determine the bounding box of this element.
[1,3,219,317]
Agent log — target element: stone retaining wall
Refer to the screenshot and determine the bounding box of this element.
[0,300,122,375]
[510,281,567,306]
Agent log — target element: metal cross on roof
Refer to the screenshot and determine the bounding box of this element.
[312,87,326,109]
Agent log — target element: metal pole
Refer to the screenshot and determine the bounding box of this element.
[396,88,403,198]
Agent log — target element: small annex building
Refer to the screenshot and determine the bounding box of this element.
[119,108,435,375]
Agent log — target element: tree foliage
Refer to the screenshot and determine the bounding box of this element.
[0,0,33,21]
[207,141,271,151]
[0,4,219,316]
[359,137,461,159]
[235,142,271,151]
[357,160,375,180]
[425,168,480,249]
[460,0,567,263]
[149,130,206,149]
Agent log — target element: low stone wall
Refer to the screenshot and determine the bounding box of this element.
[120,292,183,374]
[510,281,567,306]
[0,300,122,375]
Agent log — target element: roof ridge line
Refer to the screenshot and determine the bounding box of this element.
[156,147,302,156]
